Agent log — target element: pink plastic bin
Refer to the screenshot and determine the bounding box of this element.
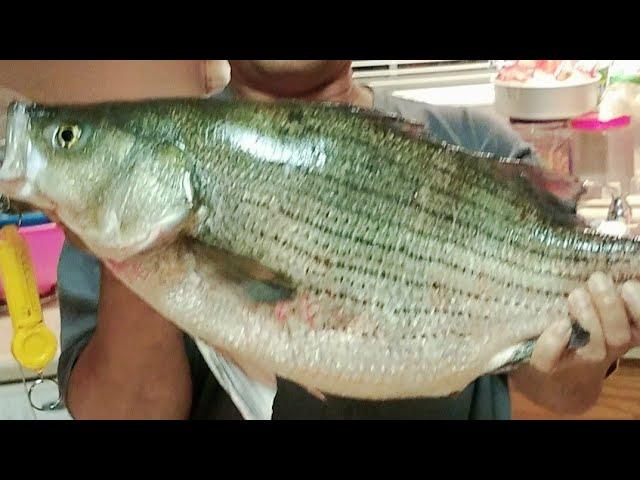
[0,222,66,301]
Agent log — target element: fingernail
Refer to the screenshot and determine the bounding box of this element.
[621,280,640,299]
[568,288,591,310]
[555,317,572,339]
[588,272,614,293]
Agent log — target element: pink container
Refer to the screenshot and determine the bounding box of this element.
[0,223,66,301]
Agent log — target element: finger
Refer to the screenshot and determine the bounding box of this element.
[568,287,606,362]
[530,317,572,374]
[621,280,640,330]
[201,60,230,96]
[587,272,631,350]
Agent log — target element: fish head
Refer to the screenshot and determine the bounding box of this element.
[0,101,195,262]
[1,101,135,212]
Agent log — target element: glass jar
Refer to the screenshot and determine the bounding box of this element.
[510,120,573,174]
[570,114,634,196]
[599,76,640,176]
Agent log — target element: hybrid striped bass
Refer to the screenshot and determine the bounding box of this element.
[2,97,635,400]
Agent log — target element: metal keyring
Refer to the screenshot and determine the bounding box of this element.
[28,377,63,412]
[0,194,10,213]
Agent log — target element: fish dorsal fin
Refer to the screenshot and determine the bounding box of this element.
[495,159,587,214]
[488,159,591,230]
[321,102,430,141]
[326,102,589,226]
[318,102,514,160]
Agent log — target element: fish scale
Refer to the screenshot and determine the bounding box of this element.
[227,160,590,276]
[221,188,564,308]
[190,105,636,336]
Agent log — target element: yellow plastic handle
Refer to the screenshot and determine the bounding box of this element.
[0,225,57,371]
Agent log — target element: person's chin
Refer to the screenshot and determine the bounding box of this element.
[252,60,331,74]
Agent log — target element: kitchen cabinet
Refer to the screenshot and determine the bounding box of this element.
[353,60,496,92]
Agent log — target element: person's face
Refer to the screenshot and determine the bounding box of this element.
[228,60,352,95]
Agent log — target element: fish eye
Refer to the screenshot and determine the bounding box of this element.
[55,125,82,149]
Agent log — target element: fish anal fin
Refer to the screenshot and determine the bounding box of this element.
[303,386,327,402]
[446,389,465,399]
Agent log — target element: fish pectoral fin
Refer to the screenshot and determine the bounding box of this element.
[486,323,591,376]
[187,239,297,304]
[195,339,277,420]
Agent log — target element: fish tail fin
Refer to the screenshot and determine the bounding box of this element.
[568,322,590,349]
[487,322,590,376]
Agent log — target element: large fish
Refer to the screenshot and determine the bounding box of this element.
[0,98,633,403]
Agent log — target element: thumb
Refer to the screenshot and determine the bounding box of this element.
[201,60,230,97]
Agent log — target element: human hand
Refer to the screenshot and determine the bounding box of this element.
[512,272,640,413]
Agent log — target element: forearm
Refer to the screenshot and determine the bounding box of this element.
[66,268,192,419]
[509,364,606,415]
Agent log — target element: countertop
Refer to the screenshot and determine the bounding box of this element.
[392,83,496,108]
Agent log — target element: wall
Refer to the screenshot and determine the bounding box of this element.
[0,60,230,103]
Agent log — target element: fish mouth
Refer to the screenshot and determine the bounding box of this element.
[0,101,54,210]
[1,101,29,178]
